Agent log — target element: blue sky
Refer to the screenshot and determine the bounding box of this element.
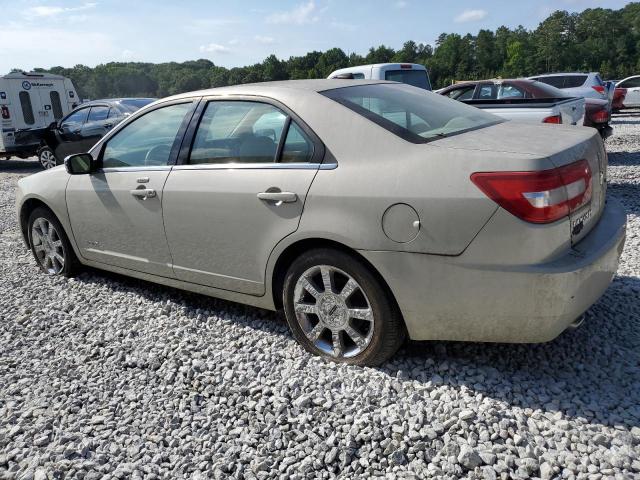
[0,0,632,73]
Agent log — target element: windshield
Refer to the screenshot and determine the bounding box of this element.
[321,83,502,143]
[384,69,431,90]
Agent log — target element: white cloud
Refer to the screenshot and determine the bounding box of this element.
[266,1,318,25]
[121,49,135,60]
[254,35,275,44]
[228,38,240,45]
[25,2,97,18]
[329,20,357,32]
[394,1,408,8]
[199,43,230,54]
[454,9,488,23]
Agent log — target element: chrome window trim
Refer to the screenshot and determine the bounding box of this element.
[172,162,337,171]
[99,166,173,173]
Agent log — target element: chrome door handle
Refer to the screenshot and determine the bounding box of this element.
[130,188,156,199]
[257,191,297,204]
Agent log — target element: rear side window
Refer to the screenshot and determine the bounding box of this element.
[50,91,63,119]
[19,92,35,125]
[190,101,314,164]
[563,75,588,88]
[87,106,110,122]
[498,84,525,99]
[322,83,502,143]
[384,69,431,90]
[535,76,565,88]
[619,77,640,88]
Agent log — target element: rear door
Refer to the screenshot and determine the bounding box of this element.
[162,98,324,295]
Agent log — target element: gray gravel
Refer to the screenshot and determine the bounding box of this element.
[1,116,640,479]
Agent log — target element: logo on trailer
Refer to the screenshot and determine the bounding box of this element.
[22,81,31,90]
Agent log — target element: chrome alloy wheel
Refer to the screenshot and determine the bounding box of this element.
[31,217,65,274]
[39,149,57,169]
[293,265,374,358]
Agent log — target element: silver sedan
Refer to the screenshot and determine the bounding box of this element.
[16,80,627,366]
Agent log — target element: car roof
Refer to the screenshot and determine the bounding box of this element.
[531,72,597,77]
[163,79,395,102]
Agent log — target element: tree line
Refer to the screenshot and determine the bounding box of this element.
[24,3,640,100]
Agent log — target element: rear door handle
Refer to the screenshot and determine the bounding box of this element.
[257,191,297,204]
[130,188,156,199]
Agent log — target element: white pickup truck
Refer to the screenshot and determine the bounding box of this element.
[436,80,585,126]
[328,63,432,90]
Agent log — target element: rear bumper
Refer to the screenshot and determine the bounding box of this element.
[360,197,627,343]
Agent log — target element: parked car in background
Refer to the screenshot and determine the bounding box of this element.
[328,63,432,90]
[36,98,155,169]
[16,80,626,366]
[437,79,585,126]
[614,75,640,108]
[0,71,79,160]
[438,79,612,137]
[612,85,628,111]
[528,72,611,103]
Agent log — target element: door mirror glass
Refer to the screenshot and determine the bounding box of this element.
[65,153,94,175]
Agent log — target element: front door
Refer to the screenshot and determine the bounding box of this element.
[162,99,323,295]
[54,106,90,160]
[66,101,195,277]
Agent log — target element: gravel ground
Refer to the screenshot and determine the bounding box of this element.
[1,117,639,480]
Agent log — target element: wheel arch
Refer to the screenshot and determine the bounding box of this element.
[19,198,54,246]
[270,238,405,325]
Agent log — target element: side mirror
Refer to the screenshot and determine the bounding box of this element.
[64,153,95,175]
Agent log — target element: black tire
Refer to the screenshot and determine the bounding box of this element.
[283,248,406,366]
[37,146,58,170]
[28,207,80,277]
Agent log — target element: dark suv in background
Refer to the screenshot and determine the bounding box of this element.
[37,98,155,169]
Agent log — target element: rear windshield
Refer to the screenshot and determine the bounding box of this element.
[527,81,568,98]
[536,75,587,89]
[322,83,502,143]
[384,69,431,90]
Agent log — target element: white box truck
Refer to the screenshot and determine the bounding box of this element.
[0,71,79,160]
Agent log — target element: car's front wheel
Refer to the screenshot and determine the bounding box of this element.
[283,248,405,366]
[37,146,58,170]
[28,207,79,277]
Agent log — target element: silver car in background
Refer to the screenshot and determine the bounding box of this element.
[16,80,626,366]
[529,72,612,102]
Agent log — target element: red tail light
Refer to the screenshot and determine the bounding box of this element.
[1,106,9,119]
[592,86,605,94]
[471,159,592,224]
[591,109,609,124]
[543,115,562,124]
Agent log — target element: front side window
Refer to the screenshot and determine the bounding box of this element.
[102,102,192,168]
[61,108,89,128]
[322,83,502,143]
[50,91,63,119]
[478,84,495,99]
[87,106,110,122]
[384,69,431,90]
[19,92,34,125]
[189,101,314,165]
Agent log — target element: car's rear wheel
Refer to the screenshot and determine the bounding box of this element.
[28,207,79,277]
[283,248,405,366]
[38,146,58,170]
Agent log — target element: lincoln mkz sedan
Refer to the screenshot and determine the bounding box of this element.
[16,80,627,366]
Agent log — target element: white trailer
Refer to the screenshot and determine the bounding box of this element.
[0,71,79,159]
[328,63,432,90]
